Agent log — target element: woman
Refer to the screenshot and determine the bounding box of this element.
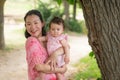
[24,10,67,80]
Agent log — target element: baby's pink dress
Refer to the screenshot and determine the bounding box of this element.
[47,33,67,67]
[25,37,56,80]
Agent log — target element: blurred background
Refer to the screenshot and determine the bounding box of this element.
[0,0,101,80]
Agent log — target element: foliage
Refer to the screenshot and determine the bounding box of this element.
[89,51,95,58]
[79,20,87,34]
[65,18,83,33]
[73,56,101,80]
[37,1,63,31]
[56,0,81,8]
[56,0,75,5]
[37,0,86,34]
[56,0,62,5]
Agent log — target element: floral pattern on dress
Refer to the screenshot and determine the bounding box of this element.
[25,36,56,80]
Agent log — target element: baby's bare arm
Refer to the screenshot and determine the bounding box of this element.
[60,39,70,64]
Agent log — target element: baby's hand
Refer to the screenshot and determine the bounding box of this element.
[64,54,70,64]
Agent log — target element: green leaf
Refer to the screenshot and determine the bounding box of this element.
[56,0,62,5]
[89,51,95,58]
[68,0,74,4]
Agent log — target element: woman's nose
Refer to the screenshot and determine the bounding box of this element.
[31,24,35,29]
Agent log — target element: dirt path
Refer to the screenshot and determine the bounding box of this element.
[0,35,91,80]
[0,49,27,80]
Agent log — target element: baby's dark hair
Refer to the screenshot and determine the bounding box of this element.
[49,16,65,29]
[24,9,46,38]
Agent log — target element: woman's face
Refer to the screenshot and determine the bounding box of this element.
[25,14,44,38]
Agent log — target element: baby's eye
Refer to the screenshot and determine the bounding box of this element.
[51,28,55,31]
[34,22,38,24]
[57,29,60,31]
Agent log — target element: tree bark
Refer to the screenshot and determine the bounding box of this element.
[80,0,120,79]
[63,0,69,20]
[73,0,77,20]
[0,0,6,50]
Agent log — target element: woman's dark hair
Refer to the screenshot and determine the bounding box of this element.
[24,9,46,38]
[49,16,65,29]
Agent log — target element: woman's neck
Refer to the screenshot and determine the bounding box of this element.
[38,36,47,49]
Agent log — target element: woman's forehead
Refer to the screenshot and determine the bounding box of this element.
[26,15,40,22]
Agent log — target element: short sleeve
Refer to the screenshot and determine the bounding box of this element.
[58,34,68,41]
[64,34,68,41]
[25,37,47,68]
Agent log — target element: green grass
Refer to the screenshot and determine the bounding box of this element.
[73,56,101,80]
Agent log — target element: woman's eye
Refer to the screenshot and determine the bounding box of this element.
[35,21,39,24]
[26,24,31,26]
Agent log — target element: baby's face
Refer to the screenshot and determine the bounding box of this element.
[50,23,64,37]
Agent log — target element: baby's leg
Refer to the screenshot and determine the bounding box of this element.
[35,72,45,80]
[56,73,65,80]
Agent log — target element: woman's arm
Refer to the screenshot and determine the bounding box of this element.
[26,37,66,74]
[54,64,67,74]
[34,61,67,74]
[34,60,51,73]
[45,47,64,70]
[34,47,66,73]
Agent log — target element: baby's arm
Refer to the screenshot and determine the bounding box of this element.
[60,39,70,64]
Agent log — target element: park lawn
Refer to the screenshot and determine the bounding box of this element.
[72,56,101,80]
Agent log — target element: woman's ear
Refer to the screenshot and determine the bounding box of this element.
[25,24,26,27]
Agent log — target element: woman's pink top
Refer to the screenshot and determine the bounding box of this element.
[47,33,67,67]
[25,37,56,80]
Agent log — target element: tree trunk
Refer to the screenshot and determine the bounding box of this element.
[0,0,6,50]
[80,0,120,79]
[73,0,77,20]
[63,0,69,20]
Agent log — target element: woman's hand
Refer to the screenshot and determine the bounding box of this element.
[61,64,67,73]
[46,47,64,71]
[46,53,57,71]
[54,64,67,74]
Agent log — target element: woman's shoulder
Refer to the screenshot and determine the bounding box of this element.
[27,36,37,41]
[26,36,39,45]
[25,37,41,50]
